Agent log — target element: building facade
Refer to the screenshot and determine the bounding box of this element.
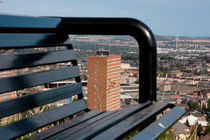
[87,51,121,111]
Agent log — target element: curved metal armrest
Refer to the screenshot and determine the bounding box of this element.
[58,17,157,102]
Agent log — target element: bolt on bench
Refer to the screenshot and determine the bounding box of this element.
[0,15,185,140]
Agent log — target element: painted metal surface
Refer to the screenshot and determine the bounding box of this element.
[0,66,80,94]
[0,33,70,48]
[132,106,185,140]
[0,49,76,70]
[45,102,151,140]
[30,102,185,140]
[0,99,87,140]
[92,102,169,140]
[29,111,104,140]
[0,83,82,118]
[0,15,61,28]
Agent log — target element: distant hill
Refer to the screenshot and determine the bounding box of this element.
[69,34,210,50]
[155,35,175,41]
[155,35,210,41]
[70,34,210,42]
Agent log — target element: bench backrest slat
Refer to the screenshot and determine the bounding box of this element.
[0,16,87,138]
[0,49,76,71]
[0,66,80,94]
[0,99,87,140]
[0,83,82,118]
[0,15,60,29]
[0,34,70,48]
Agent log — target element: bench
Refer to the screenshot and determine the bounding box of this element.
[0,15,185,140]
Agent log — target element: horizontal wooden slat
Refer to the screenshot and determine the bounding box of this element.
[0,83,82,118]
[0,99,87,140]
[47,102,152,140]
[0,15,60,29]
[29,111,104,140]
[46,111,120,140]
[91,102,169,140]
[0,66,80,94]
[0,33,70,48]
[0,49,76,71]
[132,106,185,140]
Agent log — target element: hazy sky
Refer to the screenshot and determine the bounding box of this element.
[0,0,210,37]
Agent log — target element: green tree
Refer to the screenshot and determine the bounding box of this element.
[84,75,88,81]
[157,70,164,76]
[185,119,190,127]
[134,79,139,84]
[207,99,210,112]
[202,104,206,112]
[206,99,210,123]
[122,128,139,140]
[197,124,202,136]
[205,125,210,134]
[158,66,168,75]
[188,101,200,111]
[156,130,174,140]
[206,115,210,123]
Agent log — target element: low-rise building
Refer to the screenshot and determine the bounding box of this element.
[170,122,191,140]
[179,115,198,132]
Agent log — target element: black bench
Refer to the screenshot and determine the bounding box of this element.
[0,15,185,140]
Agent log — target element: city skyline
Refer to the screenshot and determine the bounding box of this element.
[0,0,210,37]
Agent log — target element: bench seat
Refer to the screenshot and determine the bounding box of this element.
[28,101,184,140]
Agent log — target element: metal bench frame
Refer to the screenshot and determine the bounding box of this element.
[0,15,185,140]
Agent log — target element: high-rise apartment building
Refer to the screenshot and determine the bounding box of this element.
[87,50,121,111]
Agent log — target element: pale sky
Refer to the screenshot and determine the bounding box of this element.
[0,0,210,37]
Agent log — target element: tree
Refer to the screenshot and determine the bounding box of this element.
[134,79,139,84]
[202,104,207,112]
[156,130,173,140]
[185,119,190,127]
[157,70,164,76]
[206,115,210,123]
[207,99,210,112]
[205,125,210,134]
[84,75,88,81]
[188,101,200,111]
[197,124,202,137]
[206,99,210,123]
